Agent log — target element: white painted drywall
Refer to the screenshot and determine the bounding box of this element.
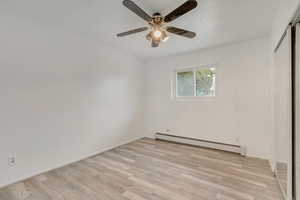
[0,16,146,188]
[272,0,300,49]
[143,37,274,159]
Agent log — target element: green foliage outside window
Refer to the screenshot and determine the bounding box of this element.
[176,67,215,97]
[177,71,194,97]
[196,68,215,96]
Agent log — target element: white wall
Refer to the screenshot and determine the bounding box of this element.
[144,37,273,159]
[0,16,146,188]
[272,0,300,49]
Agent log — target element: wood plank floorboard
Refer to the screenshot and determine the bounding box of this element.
[0,138,283,200]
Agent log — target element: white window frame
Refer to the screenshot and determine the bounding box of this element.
[173,64,216,100]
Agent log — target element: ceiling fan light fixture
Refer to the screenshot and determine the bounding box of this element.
[153,30,162,38]
[162,36,169,42]
[146,32,152,41]
[152,34,161,43]
[161,31,169,42]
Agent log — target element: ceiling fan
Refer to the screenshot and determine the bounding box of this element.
[117,0,198,47]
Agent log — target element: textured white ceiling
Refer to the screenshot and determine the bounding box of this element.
[1,0,280,60]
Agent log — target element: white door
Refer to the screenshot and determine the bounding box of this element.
[274,27,293,200]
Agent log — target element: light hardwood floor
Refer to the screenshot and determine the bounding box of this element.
[0,138,283,200]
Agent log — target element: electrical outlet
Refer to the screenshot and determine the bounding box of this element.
[8,156,16,166]
[241,146,247,156]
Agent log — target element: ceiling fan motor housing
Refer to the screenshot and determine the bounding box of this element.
[152,13,163,25]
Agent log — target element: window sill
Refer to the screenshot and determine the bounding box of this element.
[172,96,216,102]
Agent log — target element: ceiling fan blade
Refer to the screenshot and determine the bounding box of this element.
[117,27,148,37]
[166,26,196,38]
[164,0,198,23]
[123,0,152,22]
[151,40,159,48]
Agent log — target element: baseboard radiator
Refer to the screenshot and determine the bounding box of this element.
[155,133,246,156]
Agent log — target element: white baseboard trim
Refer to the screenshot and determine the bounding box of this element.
[155,133,244,155]
[0,136,143,189]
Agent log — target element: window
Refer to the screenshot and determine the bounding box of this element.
[175,66,216,98]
